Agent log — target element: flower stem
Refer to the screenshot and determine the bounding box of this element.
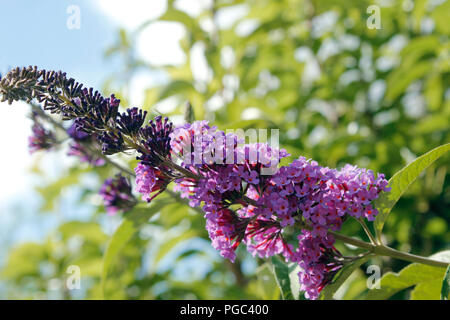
[329,231,449,268]
[356,218,378,245]
[329,231,374,250]
[372,245,449,268]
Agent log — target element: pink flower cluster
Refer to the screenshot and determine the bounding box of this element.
[292,231,343,299]
[0,66,390,298]
[134,120,390,299]
[99,174,136,215]
[28,117,55,153]
[135,162,170,202]
[168,121,293,262]
[67,123,105,166]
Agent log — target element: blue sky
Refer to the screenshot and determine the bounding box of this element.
[0,0,123,88]
[0,0,186,259]
[0,1,117,262]
[0,1,239,286]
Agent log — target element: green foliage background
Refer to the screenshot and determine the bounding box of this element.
[1,0,449,300]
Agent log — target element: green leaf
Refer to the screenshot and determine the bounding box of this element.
[271,256,301,300]
[288,264,302,300]
[270,256,291,299]
[386,61,432,102]
[183,101,195,123]
[432,0,450,34]
[101,200,168,298]
[411,279,442,300]
[158,7,206,42]
[424,73,443,111]
[58,221,107,244]
[159,8,197,31]
[365,250,450,300]
[158,80,195,101]
[400,36,439,68]
[37,167,88,211]
[320,255,371,300]
[153,229,199,266]
[255,262,279,300]
[374,143,450,239]
[1,243,47,280]
[441,265,450,300]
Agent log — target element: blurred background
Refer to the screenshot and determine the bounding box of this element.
[0,0,449,299]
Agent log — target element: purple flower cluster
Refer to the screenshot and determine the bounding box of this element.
[134,116,177,203]
[249,158,389,298]
[143,121,389,299]
[331,164,389,221]
[28,113,56,153]
[258,158,389,237]
[244,215,294,261]
[25,105,391,299]
[0,66,393,299]
[70,93,121,134]
[144,121,291,262]
[99,174,136,215]
[28,108,390,299]
[67,123,105,166]
[135,162,172,202]
[292,231,343,300]
[170,120,222,162]
[117,107,147,136]
[204,208,249,262]
[137,115,174,167]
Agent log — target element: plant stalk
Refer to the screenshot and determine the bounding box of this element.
[356,218,378,245]
[329,231,449,268]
